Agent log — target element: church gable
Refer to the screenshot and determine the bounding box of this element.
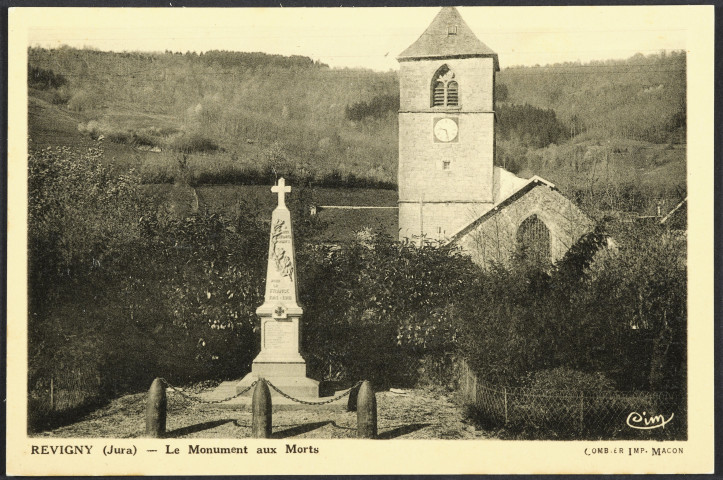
[449,182,594,268]
[397,6,499,69]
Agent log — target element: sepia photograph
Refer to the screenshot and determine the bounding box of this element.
[6,4,714,475]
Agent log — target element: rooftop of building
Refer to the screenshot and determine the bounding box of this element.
[397,7,499,70]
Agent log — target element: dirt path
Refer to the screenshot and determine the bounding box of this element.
[33,387,493,440]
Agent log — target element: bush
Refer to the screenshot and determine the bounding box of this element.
[27,146,270,430]
[67,90,101,112]
[523,368,615,392]
[298,235,481,387]
[78,121,172,149]
[457,220,686,393]
[28,146,148,427]
[28,64,67,90]
[171,133,219,154]
[345,94,399,122]
[51,87,71,105]
[106,130,132,144]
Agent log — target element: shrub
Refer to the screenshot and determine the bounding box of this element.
[77,121,176,150]
[27,146,269,430]
[523,368,616,392]
[67,90,101,112]
[457,220,686,393]
[130,131,160,148]
[171,133,219,154]
[51,87,71,105]
[298,234,481,387]
[106,130,132,144]
[345,94,399,122]
[28,146,149,427]
[28,64,67,90]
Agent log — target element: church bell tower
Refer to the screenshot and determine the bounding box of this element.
[397,7,499,242]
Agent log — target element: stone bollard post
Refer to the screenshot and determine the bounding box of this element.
[145,378,166,438]
[252,379,272,438]
[356,380,377,438]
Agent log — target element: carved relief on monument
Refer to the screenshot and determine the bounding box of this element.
[270,218,294,280]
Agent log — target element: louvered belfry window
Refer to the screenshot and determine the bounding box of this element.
[433,82,445,106]
[516,214,551,265]
[431,65,459,107]
[446,81,459,106]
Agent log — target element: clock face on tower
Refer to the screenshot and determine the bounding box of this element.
[433,117,459,143]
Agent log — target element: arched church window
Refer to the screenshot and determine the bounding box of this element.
[431,65,459,107]
[516,214,551,265]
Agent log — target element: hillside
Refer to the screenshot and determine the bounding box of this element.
[498,52,686,144]
[28,47,686,211]
[29,47,399,188]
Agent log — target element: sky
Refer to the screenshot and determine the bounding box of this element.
[26,6,688,71]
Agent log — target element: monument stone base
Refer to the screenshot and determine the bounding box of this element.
[236,363,320,399]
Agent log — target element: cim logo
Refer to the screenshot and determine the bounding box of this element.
[626,411,674,430]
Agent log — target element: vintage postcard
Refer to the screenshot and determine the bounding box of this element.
[7,5,714,475]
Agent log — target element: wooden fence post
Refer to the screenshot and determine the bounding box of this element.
[473,374,478,407]
[459,360,469,401]
[466,361,471,399]
[504,386,508,425]
[578,391,584,435]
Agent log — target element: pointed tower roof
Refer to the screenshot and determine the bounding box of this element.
[398,7,499,70]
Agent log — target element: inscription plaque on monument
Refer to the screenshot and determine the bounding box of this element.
[263,320,295,350]
[236,178,319,398]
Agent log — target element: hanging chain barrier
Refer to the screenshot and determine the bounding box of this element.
[265,379,364,406]
[159,378,258,405]
[156,377,362,407]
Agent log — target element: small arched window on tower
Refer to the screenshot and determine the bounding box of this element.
[431,65,459,107]
[515,214,551,266]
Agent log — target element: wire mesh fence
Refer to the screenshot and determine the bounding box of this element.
[459,360,686,440]
[28,367,105,431]
[30,369,103,413]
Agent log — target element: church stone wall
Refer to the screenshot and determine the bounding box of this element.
[455,186,594,267]
[399,57,495,112]
[398,113,494,203]
[397,54,496,243]
[398,109,494,242]
[399,201,493,244]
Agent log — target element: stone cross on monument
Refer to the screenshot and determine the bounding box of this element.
[271,177,291,208]
[236,178,320,398]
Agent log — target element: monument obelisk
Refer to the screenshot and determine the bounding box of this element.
[236,178,319,398]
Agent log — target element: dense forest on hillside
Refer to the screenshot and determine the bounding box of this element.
[498,52,686,144]
[28,47,686,210]
[29,47,399,187]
